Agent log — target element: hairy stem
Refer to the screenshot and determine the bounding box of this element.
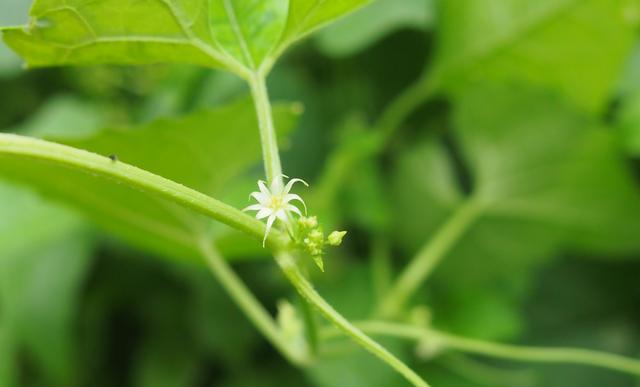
[0,134,289,250]
[249,73,283,185]
[198,239,307,366]
[324,321,640,377]
[274,252,431,387]
[377,199,481,317]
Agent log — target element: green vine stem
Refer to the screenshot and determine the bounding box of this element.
[375,74,438,147]
[0,133,289,250]
[249,73,283,185]
[274,252,431,387]
[197,238,307,366]
[442,354,537,387]
[322,321,640,377]
[377,198,482,317]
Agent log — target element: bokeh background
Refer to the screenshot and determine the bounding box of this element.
[2,0,640,386]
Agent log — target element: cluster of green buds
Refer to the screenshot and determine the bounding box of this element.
[296,216,346,271]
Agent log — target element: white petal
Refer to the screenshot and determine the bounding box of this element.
[285,204,302,216]
[275,209,289,221]
[242,204,263,212]
[250,191,269,204]
[262,215,276,247]
[284,193,307,214]
[258,180,271,196]
[284,178,309,194]
[269,177,284,195]
[256,207,273,219]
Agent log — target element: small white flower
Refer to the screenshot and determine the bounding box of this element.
[244,175,308,246]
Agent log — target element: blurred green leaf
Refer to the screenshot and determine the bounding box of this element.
[0,181,93,387]
[392,85,640,339]
[456,85,640,254]
[617,43,640,98]
[310,339,408,387]
[10,94,104,139]
[341,159,392,233]
[617,91,640,156]
[0,43,21,78]
[0,98,300,261]
[432,0,639,112]
[315,0,433,58]
[2,0,371,74]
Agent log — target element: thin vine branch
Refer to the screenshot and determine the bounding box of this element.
[274,252,431,387]
[322,321,640,377]
[377,198,482,317]
[375,73,439,147]
[197,238,307,365]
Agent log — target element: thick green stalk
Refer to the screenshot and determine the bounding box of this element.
[377,199,481,317]
[198,239,307,366]
[0,134,289,250]
[274,252,431,387]
[326,321,640,377]
[249,73,283,185]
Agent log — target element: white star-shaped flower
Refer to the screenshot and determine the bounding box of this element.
[244,175,308,246]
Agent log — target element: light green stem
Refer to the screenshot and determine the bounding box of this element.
[274,252,431,387]
[249,73,283,185]
[442,354,536,387]
[313,74,437,211]
[198,239,307,366]
[378,199,481,317]
[326,321,640,377]
[0,134,289,250]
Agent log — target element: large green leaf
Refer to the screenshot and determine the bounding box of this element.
[0,98,300,261]
[278,0,373,52]
[2,0,371,74]
[392,85,640,339]
[456,86,640,253]
[432,0,639,112]
[0,182,93,387]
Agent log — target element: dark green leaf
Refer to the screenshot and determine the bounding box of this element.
[0,182,93,386]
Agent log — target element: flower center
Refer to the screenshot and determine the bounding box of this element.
[269,195,284,210]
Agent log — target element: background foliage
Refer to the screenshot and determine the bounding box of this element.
[1,0,640,386]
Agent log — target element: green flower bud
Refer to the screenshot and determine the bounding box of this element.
[309,229,324,242]
[327,231,347,246]
[298,216,318,229]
